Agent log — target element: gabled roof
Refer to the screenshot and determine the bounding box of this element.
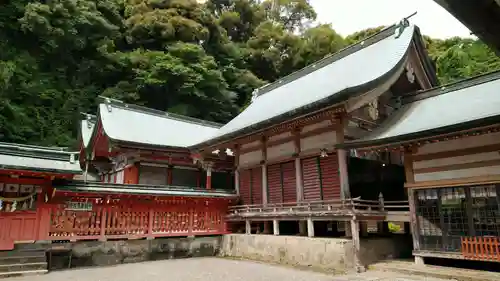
[97,98,222,149]
[191,21,437,149]
[79,113,96,148]
[338,70,500,149]
[0,142,81,174]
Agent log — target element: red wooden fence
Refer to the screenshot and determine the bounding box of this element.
[46,197,229,241]
[461,236,500,262]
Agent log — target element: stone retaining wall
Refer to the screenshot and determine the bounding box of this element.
[219,234,411,273]
[50,236,222,269]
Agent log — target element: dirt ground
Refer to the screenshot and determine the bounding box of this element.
[7,258,456,281]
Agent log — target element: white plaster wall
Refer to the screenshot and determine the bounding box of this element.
[239,149,262,167]
[268,132,292,143]
[415,165,500,182]
[266,141,295,161]
[301,120,332,134]
[300,131,337,152]
[241,140,261,151]
[413,134,500,182]
[414,151,500,170]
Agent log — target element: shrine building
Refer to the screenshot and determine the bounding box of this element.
[338,70,500,265]
[190,20,438,242]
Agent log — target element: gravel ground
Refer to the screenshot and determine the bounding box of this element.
[7,258,455,281]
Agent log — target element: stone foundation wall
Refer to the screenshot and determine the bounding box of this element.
[50,236,222,269]
[219,234,411,273]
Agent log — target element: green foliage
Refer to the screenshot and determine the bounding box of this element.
[0,0,499,148]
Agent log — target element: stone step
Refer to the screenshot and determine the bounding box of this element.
[0,262,47,273]
[13,243,49,252]
[0,269,48,279]
[370,261,500,281]
[0,250,45,260]
[0,256,46,265]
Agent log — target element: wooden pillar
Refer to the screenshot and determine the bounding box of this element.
[245,220,251,234]
[206,165,212,190]
[350,219,364,272]
[167,166,173,185]
[234,145,240,195]
[360,222,369,237]
[262,137,268,205]
[298,221,307,236]
[273,220,280,235]
[293,129,303,201]
[147,207,154,240]
[99,208,107,242]
[295,158,303,201]
[262,164,268,204]
[234,169,240,195]
[465,187,475,236]
[377,192,389,234]
[336,115,351,199]
[307,218,315,237]
[404,148,423,265]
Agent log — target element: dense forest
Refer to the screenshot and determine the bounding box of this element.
[1,0,499,148]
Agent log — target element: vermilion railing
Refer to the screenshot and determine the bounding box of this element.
[461,236,500,262]
[47,197,229,240]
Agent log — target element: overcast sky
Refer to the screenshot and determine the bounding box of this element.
[309,0,472,39]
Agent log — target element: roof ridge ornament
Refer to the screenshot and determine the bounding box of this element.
[105,98,113,113]
[251,89,259,103]
[394,12,416,39]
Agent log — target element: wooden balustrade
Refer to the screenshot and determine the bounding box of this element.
[47,198,229,240]
[228,197,409,217]
[461,236,500,262]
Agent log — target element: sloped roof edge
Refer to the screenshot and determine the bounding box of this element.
[99,96,223,129]
[337,70,500,149]
[0,142,81,174]
[96,97,222,149]
[190,21,420,150]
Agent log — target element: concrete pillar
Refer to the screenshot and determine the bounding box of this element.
[307,218,314,237]
[273,220,280,235]
[360,221,369,237]
[245,220,251,234]
[350,219,365,273]
[234,169,240,195]
[295,158,303,201]
[262,164,268,204]
[415,256,425,266]
[299,221,307,236]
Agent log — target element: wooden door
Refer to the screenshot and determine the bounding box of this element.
[281,161,297,202]
[320,154,341,200]
[0,212,38,250]
[267,164,282,204]
[250,167,263,204]
[239,169,252,205]
[301,157,322,201]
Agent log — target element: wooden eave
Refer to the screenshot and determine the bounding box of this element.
[198,106,346,153]
[344,123,500,154]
